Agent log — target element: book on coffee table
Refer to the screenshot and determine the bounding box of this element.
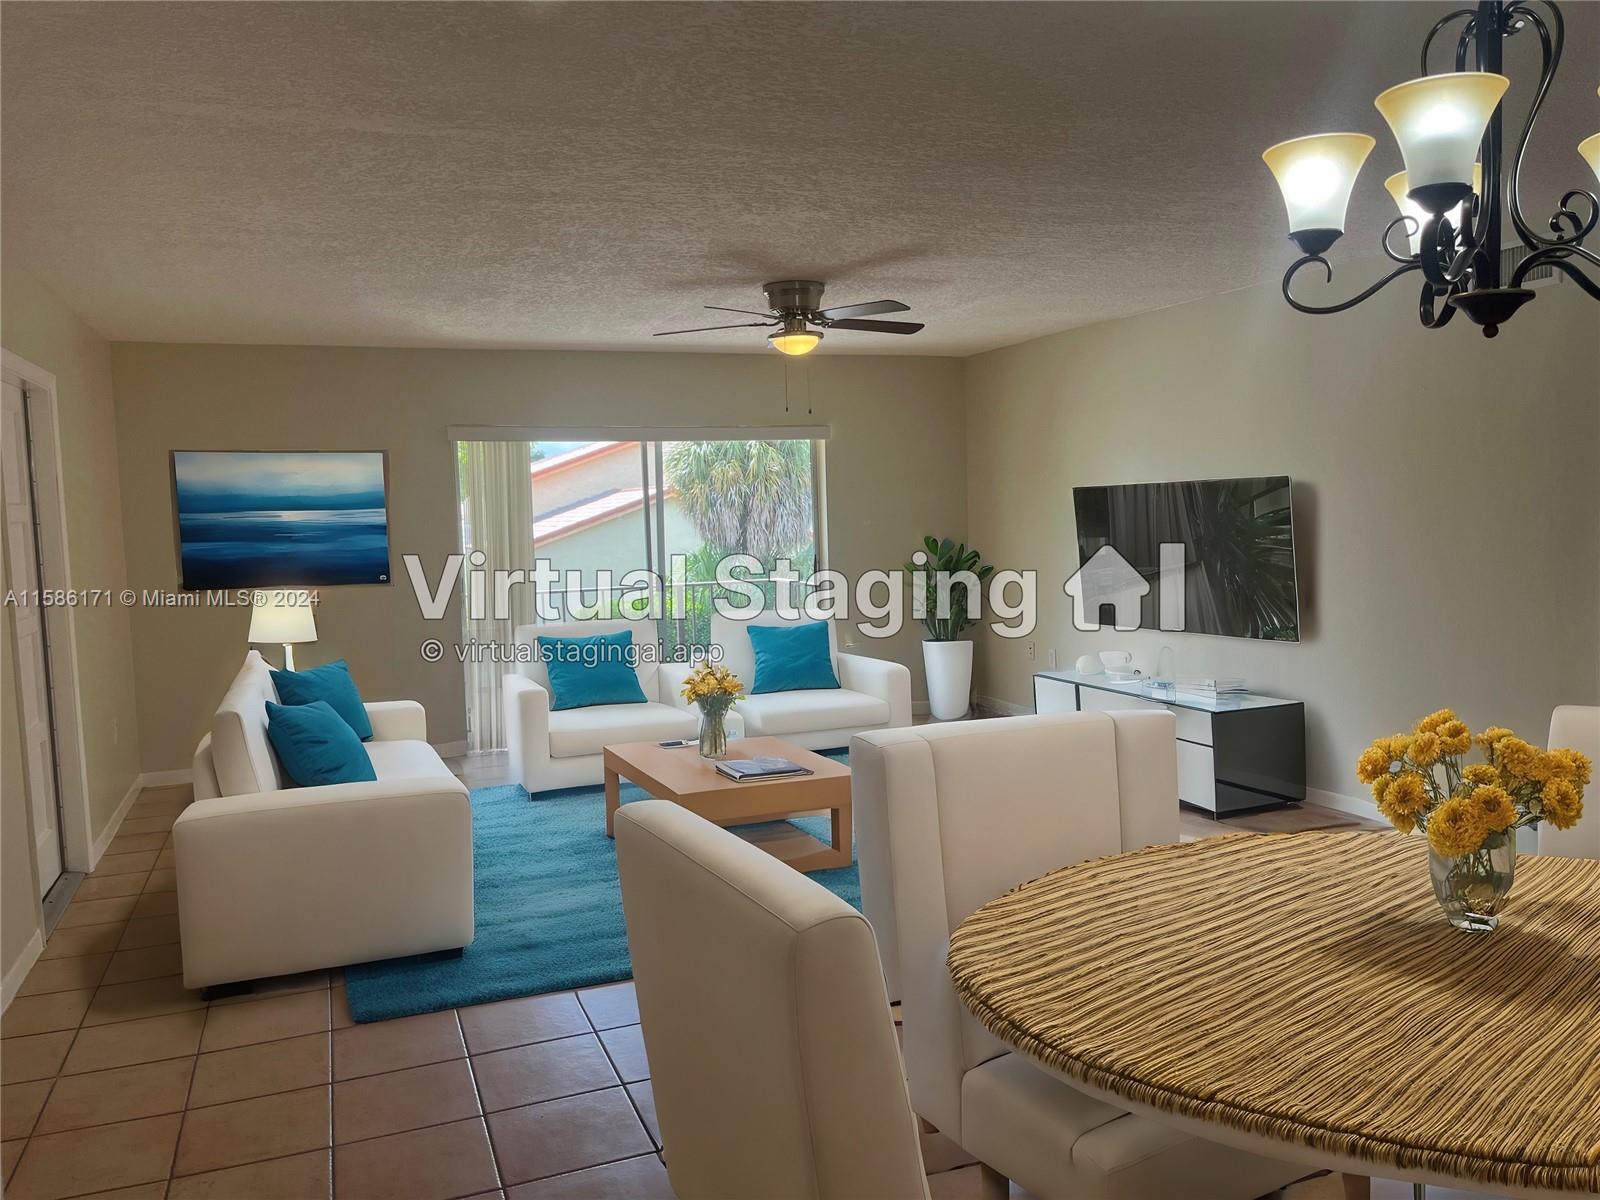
[714,755,814,782]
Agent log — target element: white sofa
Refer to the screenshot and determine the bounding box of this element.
[502,614,912,794]
[178,650,473,991]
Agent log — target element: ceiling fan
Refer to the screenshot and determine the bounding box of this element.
[654,279,924,355]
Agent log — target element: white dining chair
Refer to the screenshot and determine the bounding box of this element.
[1541,705,1600,858]
[853,713,1305,1200]
[615,798,930,1200]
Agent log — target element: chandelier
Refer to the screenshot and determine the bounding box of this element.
[1262,1,1599,337]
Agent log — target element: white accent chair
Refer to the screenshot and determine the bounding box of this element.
[1541,705,1600,858]
[852,713,1304,1200]
[503,618,726,794]
[180,651,472,991]
[616,799,929,1200]
[676,611,911,750]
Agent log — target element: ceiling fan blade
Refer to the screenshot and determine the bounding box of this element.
[817,299,910,320]
[826,318,925,334]
[653,321,776,336]
[704,305,776,317]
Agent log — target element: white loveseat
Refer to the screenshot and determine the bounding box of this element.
[178,651,473,991]
[503,614,912,794]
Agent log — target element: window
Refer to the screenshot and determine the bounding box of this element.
[456,432,823,747]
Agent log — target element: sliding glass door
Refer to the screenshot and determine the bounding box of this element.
[456,433,823,748]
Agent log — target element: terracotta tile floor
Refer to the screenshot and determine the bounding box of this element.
[3,765,1395,1200]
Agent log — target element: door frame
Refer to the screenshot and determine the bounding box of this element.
[2,349,93,875]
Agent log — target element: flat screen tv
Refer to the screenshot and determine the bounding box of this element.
[1072,476,1300,641]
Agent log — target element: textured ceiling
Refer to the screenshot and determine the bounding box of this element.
[3,1,1596,355]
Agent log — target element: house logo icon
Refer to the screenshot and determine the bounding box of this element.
[1062,544,1186,632]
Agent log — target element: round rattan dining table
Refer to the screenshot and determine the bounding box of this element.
[946,831,1600,1199]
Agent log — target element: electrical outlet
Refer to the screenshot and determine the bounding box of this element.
[1027,641,1035,660]
[1047,648,1057,669]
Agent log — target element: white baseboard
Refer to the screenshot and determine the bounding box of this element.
[2,928,45,1013]
[89,773,146,869]
[1307,785,1380,822]
[976,694,1034,717]
[433,739,469,758]
[140,768,193,787]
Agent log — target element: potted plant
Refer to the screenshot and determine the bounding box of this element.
[905,536,994,721]
[1356,709,1589,932]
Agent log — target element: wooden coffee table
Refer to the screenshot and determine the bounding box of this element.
[603,736,852,873]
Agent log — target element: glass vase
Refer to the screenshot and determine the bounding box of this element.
[1428,831,1516,932]
[698,705,729,760]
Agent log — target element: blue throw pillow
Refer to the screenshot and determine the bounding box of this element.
[748,621,840,694]
[265,700,377,787]
[271,658,373,741]
[538,630,649,711]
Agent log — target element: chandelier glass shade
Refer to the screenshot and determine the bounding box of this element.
[1374,72,1509,208]
[1263,1,1599,338]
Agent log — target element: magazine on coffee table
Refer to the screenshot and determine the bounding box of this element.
[714,755,814,782]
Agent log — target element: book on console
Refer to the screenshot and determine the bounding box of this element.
[715,756,813,781]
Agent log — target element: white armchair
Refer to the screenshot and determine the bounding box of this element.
[1541,705,1600,858]
[851,713,1302,1200]
[504,619,713,794]
[703,612,912,749]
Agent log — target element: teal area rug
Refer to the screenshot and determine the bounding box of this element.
[343,750,857,1023]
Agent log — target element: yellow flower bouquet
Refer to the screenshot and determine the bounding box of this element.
[1357,709,1589,931]
[681,661,743,760]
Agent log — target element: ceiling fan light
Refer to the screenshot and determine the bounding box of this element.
[769,327,821,356]
[1384,163,1482,253]
[1580,131,1600,187]
[1374,72,1509,212]
[1261,132,1376,255]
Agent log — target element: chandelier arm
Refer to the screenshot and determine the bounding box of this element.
[1383,216,1422,265]
[1418,281,1461,329]
[1547,189,1600,243]
[1281,256,1423,316]
[1514,253,1600,302]
[1516,256,1600,302]
[1420,7,1479,72]
[1502,2,1578,251]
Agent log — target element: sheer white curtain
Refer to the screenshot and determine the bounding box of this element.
[461,441,535,751]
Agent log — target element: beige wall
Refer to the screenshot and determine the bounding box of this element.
[1,268,144,833]
[964,272,1600,803]
[110,345,966,771]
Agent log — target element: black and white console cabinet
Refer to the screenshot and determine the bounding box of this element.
[1033,671,1306,815]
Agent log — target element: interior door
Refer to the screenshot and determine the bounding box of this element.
[2,379,64,896]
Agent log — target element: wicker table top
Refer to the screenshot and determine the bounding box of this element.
[946,831,1600,1194]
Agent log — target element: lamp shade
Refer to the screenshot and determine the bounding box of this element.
[248,589,317,645]
[1384,163,1482,253]
[1580,131,1600,187]
[1375,72,1509,212]
[1262,133,1376,252]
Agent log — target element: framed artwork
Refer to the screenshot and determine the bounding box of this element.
[171,450,391,589]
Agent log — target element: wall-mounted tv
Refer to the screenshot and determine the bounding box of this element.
[1072,476,1300,641]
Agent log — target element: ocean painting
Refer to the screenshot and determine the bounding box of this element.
[173,451,391,589]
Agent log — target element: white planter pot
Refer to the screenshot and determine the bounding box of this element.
[922,639,974,721]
